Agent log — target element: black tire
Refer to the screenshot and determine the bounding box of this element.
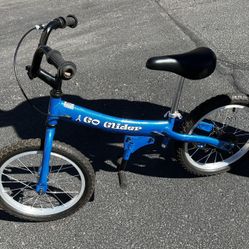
[0,139,95,221]
[177,94,249,176]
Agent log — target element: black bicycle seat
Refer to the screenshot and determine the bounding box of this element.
[146,47,216,80]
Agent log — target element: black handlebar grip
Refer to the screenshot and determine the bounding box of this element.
[65,15,78,28]
[46,49,77,80]
[53,15,78,29]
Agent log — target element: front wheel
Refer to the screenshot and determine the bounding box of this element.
[177,94,249,176]
[0,139,95,221]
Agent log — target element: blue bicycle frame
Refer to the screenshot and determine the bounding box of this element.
[20,16,233,193]
[36,95,231,193]
[28,15,234,193]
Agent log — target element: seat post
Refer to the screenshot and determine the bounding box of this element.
[170,76,185,116]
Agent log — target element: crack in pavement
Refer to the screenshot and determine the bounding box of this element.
[152,0,249,94]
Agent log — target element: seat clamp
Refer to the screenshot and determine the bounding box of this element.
[165,111,182,119]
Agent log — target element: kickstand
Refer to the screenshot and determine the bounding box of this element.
[117,159,128,189]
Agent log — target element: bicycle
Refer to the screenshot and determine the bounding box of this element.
[1,15,249,221]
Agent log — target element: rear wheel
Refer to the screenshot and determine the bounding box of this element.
[177,94,249,176]
[0,139,95,221]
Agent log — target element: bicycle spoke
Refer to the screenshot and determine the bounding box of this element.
[2,173,34,190]
[4,183,36,193]
[221,109,229,129]
[204,150,215,164]
[8,164,36,175]
[54,164,64,178]
[39,198,43,209]
[234,129,248,135]
[236,145,241,150]
[197,153,210,163]
[53,181,74,199]
[50,165,74,173]
[214,151,218,163]
[210,119,218,129]
[46,191,79,194]
[235,133,249,137]
[49,175,79,183]
[12,184,33,198]
[2,180,23,183]
[45,194,55,208]
[190,148,200,157]
[32,195,40,208]
[187,145,197,151]
[47,187,66,206]
[219,153,224,161]
[234,128,240,134]
[237,142,249,145]
[22,195,37,205]
[17,159,36,177]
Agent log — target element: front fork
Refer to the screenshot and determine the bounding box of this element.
[36,119,57,194]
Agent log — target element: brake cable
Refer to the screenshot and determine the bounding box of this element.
[13,24,61,118]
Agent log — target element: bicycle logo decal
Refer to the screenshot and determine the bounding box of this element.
[76,115,142,131]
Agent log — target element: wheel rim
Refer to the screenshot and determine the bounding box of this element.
[0,151,85,217]
[184,104,249,172]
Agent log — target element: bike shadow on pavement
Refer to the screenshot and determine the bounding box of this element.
[0,95,192,180]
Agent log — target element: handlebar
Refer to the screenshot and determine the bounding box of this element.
[39,15,78,45]
[27,15,78,87]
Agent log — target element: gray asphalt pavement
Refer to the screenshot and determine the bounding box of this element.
[0,0,249,248]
